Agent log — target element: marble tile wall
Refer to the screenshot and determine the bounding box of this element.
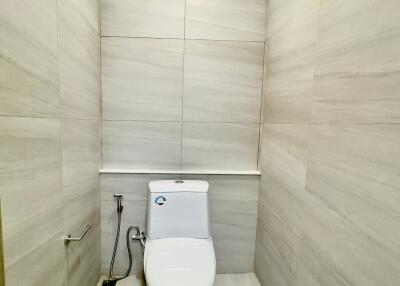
[100,0,267,171]
[100,0,267,276]
[100,174,259,275]
[255,0,400,285]
[0,0,101,286]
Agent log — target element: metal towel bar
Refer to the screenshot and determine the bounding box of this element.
[64,225,91,245]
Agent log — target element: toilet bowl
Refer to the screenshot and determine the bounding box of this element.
[144,180,216,286]
[144,238,215,286]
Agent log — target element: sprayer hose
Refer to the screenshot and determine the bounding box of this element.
[108,210,122,279]
[120,226,135,280]
[108,214,135,282]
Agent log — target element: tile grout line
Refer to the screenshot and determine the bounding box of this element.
[55,2,67,276]
[99,2,104,171]
[180,0,187,174]
[256,39,267,172]
[256,0,270,172]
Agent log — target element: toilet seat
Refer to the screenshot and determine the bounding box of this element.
[144,238,216,286]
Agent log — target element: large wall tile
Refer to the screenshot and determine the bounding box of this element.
[312,0,400,123]
[185,0,267,41]
[102,121,182,169]
[255,124,309,286]
[255,207,299,286]
[100,174,259,275]
[70,0,99,31]
[299,190,400,286]
[211,200,258,273]
[102,38,184,121]
[0,0,59,117]
[5,236,66,286]
[182,123,260,170]
[0,117,64,286]
[305,124,400,284]
[101,0,185,38]
[263,0,318,123]
[259,124,309,186]
[184,41,264,123]
[64,184,100,286]
[62,119,100,188]
[183,175,259,273]
[59,0,101,120]
[61,118,100,286]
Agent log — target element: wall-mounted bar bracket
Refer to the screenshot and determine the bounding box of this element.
[64,225,91,245]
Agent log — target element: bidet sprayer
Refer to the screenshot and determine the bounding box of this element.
[113,193,123,213]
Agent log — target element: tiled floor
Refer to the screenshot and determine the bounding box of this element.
[97,273,261,286]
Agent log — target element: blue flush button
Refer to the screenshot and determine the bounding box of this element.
[155,196,167,205]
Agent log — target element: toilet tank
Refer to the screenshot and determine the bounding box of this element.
[147,180,210,240]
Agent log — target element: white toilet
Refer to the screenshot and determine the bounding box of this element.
[144,180,216,286]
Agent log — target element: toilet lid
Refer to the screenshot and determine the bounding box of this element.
[145,238,216,286]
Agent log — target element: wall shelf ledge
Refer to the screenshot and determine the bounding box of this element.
[99,169,261,176]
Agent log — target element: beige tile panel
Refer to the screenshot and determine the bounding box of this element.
[70,0,99,31]
[0,0,59,117]
[312,0,400,123]
[299,190,400,286]
[184,40,264,123]
[65,204,100,286]
[183,175,259,273]
[61,119,100,188]
[185,0,267,41]
[102,121,182,170]
[211,200,258,273]
[182,122,260,170]
[5,234,66,286]
[255,211,299,286]
[263,0,318,123]
[102,38,184,121]
[63,183,99,286]
[0,117,64,286]
[58,0,101,120]
[63,179,99,237]
[304,124,400,285]
[259,124,309,186]
[255,124,309,286]
[182,175,259,203]
[101,0,185,38]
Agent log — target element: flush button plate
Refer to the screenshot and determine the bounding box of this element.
[155,196,167,205]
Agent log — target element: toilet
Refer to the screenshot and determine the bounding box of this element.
[144,180,216,286]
